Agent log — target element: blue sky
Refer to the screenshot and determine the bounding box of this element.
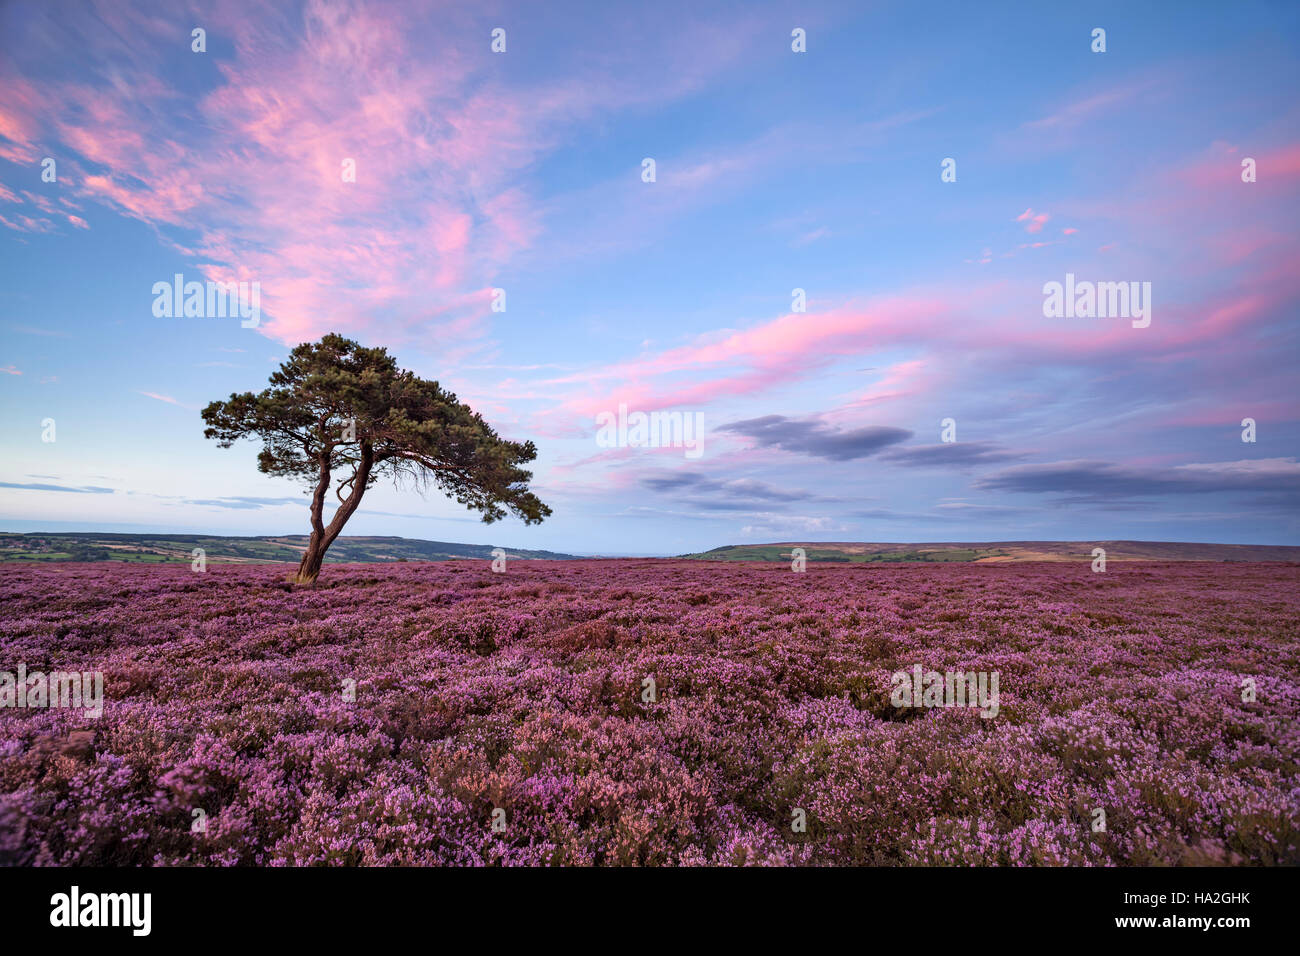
[1,0,1298,554]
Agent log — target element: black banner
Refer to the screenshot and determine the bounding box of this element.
[0,865,1289,943]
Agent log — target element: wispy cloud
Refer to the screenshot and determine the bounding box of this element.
[181,496,304,510]
[717,416,912,461]
[976,458,1300,504]
[0,481,114,494]
[882,442,1027,468]
[137,391,197,410]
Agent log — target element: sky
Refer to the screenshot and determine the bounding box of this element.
[1,0,1298,555]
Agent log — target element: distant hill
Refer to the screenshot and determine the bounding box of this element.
[680,540,1300,563]
[6,533,1295,566]
[0,532,579,564]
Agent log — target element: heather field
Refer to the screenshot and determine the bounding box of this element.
[1,559,1297,867]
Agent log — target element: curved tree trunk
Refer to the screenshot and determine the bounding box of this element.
[294,538,329,585]
[293,442,374,585]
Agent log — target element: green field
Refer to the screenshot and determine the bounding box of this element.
[679,540,1300,563]
[0,532,579,564]
[679,544,1008,563]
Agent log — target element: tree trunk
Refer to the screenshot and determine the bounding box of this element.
[294,539,328,585]
[293,442,374,585]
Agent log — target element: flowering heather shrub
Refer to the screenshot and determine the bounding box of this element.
[1,559,1297,866]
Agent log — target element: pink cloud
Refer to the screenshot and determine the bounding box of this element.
[0,72,43,163]
[137,391,184,406]
[1015,208,1050,233]
[527,292,968,438]
[0,0,729,349]
[838,359,936,412]
[0,213,56,234]
[1178,141,1300,188]
[527,237,1300,445]
[1016,75,1168,141]
[1023,87,1137,130]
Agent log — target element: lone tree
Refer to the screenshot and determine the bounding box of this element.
[202,333,550,584]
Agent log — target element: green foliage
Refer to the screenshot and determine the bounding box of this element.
[202,333,550,526]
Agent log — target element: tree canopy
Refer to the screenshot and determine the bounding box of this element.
[201,333,550,582]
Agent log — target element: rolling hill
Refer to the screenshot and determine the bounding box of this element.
[679,540,1300,563]
[4,533,1296,566]
[0,532,579,564]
